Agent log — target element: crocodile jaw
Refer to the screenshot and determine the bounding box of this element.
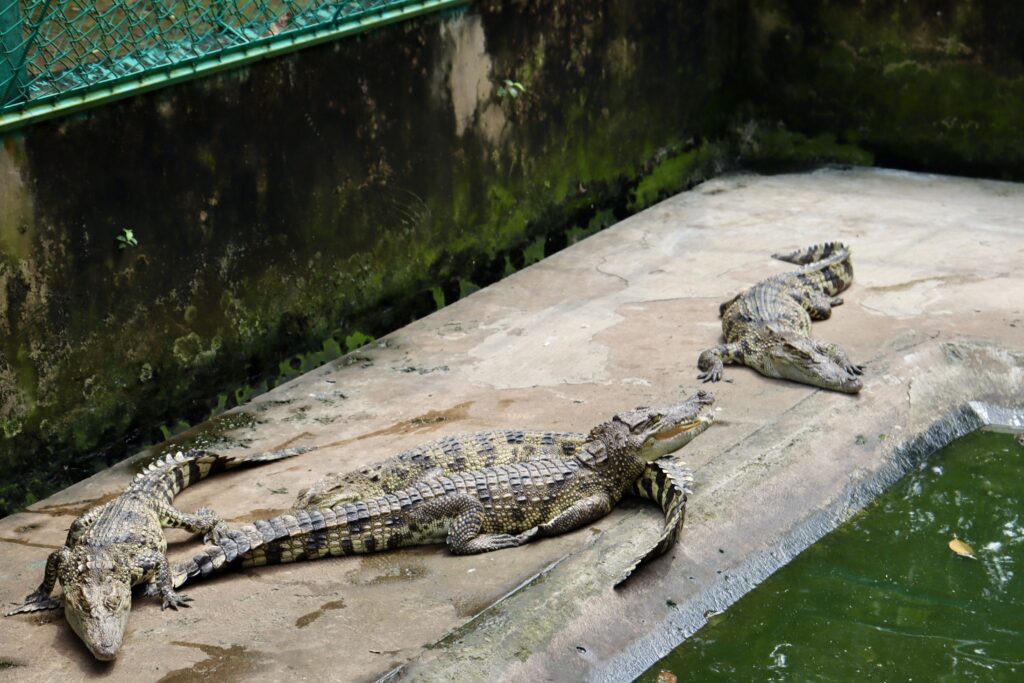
[639,391,715,460]
[761,336,863,394]
[773,357,862,393]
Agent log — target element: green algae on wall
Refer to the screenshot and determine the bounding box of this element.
[745,0,1024,179]
[0,0,741,516]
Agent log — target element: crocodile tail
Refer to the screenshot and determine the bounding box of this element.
[172,523,267,588]
[774,242,853,296]
[172,504,400,588]
[128,446,310,503]
[771,242,849,266]
[615,459,693,587]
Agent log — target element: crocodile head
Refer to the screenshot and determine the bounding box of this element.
[60,548,132,660]
[581,391,715,468]
[762,334,862,394]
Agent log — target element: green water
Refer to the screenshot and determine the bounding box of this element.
[641,429,1024,682]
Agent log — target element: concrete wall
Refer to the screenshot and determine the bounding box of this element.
[742,0,1024,178]
[0,0,740,514]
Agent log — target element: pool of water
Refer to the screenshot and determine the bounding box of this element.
[640,429,1024,682]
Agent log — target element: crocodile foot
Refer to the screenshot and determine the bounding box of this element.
[161,590,193,611]
[515,527,541,544]
[697,366,722,383]
[5,590,62,616]
[202,521,234,544]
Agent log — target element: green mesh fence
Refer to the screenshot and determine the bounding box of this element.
[0,0,464,130]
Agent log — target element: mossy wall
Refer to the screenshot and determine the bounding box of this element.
[743,0,1024,179]
[0,0,740,514]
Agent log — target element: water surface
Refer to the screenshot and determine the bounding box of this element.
[641,430,1024,681]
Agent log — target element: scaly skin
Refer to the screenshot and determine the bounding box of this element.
[698,242,865,393]
[294,429,693,585]
[4,447,306,660]
[294,430,583,508]
[173,392,714,589]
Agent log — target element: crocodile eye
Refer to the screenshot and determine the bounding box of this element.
[104,594,124,611]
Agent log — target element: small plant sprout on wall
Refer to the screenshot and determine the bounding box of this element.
[116,228,138,249]
[496,78,526,99]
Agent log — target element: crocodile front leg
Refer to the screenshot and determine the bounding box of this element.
[817,340,864,376]
[516,493,613,543]
[697,342,744,382]
[6,547,71,615]
[138,551,193,610]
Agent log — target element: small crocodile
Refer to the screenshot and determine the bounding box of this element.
[172,392,714,589]
[293,427,694,583]
[698,242,864,393]
[5,447,305,660]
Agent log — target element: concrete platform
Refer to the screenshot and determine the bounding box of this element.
[1,168,1022,682]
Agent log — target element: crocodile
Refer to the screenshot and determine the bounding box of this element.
[697,242,864,393]
[5,446,306,660]
[292,427,694,583]
[172,392,714,590]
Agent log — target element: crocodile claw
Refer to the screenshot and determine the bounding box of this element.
[161,591,193,610]
[6,591,62,616]
[203,521,233,544]
[697,368,722,383]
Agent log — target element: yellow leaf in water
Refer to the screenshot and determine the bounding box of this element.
[949,535,977,559]
[656,671,678,683]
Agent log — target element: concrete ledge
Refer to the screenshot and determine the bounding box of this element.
[1,168,1022,681]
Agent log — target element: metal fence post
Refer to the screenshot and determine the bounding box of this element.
[0,0,27,108]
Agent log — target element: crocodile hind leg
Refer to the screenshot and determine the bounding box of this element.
[803,291,843,321]
[5,547,71,615]
[153,500,230,543]
[697,342,744,382]
[294,470,390,508]
[411,494,522,554]
[817,340,864,376]
[515,493,613,544]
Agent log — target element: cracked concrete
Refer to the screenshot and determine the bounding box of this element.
[0,168,1022,681]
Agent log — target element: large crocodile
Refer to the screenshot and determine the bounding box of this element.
[292,427,694,583]
[5,447,305,660]
[698,242,864,393]
[172,392,714,590]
